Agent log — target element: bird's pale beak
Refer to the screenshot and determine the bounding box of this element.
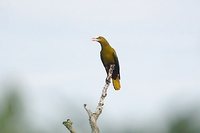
[92,37,98,42]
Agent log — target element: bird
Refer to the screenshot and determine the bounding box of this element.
[92,36,121,90]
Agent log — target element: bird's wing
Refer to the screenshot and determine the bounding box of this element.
[113,49,120,79]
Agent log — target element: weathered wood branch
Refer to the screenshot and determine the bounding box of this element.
[63,64,115,133]
[84,64,115,133]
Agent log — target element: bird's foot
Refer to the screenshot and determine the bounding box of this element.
[105,78,110,84]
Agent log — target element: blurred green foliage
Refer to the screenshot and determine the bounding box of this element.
[168,111,200,133]
[0,88,200,133]
[0,90,26,133]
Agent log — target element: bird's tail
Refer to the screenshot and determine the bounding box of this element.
[112,77,121,90]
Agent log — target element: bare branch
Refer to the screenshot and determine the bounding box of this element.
[63,65,115,133]
[84,64,115,133]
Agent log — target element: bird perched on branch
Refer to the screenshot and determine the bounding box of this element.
[92,36,121,90]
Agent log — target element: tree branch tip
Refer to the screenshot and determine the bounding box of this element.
[63,119,73,126]
[63,119,76,133]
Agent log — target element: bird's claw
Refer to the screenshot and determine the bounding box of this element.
[105,78,110,84]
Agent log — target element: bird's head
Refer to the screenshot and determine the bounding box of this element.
[92,36,108,44]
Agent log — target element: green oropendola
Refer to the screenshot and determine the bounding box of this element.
[92,36,121,90]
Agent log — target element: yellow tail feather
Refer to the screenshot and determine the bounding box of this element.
[112,77,121,90]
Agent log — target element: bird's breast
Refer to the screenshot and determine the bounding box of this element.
[101,50,115,65]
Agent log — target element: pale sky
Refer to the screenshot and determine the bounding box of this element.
[0,0,200,131]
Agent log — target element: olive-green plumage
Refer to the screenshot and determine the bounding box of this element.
[93,36,121,90]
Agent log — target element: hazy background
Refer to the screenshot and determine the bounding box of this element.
[0,0,200,132]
